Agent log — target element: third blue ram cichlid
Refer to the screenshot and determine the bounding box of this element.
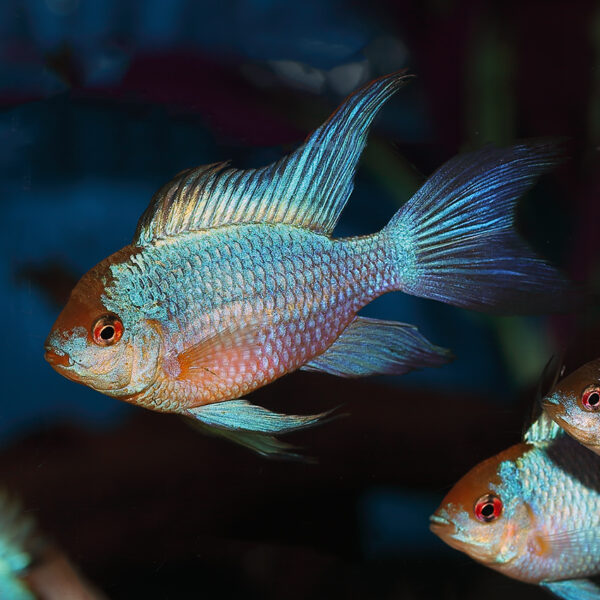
[44,72,575,457]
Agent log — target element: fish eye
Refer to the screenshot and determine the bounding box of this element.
[92,315,123,347]
[582,387,600,412]
[474,493,502,523]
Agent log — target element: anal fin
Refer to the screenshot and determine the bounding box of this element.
[541,579,600,600]
[301,316,452,377]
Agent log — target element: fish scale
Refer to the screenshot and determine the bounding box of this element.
[105,224,390,410]
[494,438,600,582]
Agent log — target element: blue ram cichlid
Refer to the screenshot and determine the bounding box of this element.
[430,411,600,600]
[44,72,575,457]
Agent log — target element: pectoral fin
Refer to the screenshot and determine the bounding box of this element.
[301,316,452,377]
[174,319,265,383]
[541,579,600,600]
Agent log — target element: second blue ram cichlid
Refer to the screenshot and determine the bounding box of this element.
[430,410,600,600]
[44,72,575,457]
[543,359,600,454]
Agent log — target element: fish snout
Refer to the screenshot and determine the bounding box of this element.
[429,513,455,537]
[44,347,72,368]
[541,395,565,420]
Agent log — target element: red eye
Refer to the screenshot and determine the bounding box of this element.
[92,315,123,346]
[474,494,502,522]
[582,388,600,411]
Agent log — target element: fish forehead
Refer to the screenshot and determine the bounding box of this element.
[439,444,527,511]
[553,359,600,399]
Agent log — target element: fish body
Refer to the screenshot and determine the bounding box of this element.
[118,227,393,409]
[430,415,600,599]
[63,225,396,411]
[543,359,600,454]
[45,72,576,457]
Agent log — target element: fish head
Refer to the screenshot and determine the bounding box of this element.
[44,248,162,398]
[430,443,537,579]
[542,359,600,454]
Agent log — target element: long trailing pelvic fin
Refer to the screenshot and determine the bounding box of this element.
[541,579,600,600]
[186,399,339,460]
[134,72,413,244]
[384,140,578,314]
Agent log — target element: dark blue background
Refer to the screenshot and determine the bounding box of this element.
[1,1,598,598]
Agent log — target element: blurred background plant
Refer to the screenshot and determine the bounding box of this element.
[1,0,598,598]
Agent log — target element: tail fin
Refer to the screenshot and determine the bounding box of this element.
[384,141,578,314]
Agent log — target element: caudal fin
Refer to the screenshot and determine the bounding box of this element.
[384,141,578,314]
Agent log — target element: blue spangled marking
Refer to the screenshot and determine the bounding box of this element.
[384,141,578,314]
[134,72,412,243]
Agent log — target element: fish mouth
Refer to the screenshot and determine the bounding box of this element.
[43,346,80,382]
[429,513,454,536]
[44,347,72,368]
[541,397,565,421]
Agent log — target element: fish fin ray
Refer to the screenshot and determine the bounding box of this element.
[523,354,566,442]
[133,72,412,243]
[301,316,452,377]
[386,141,579,314]
[541,579,600,600]
[184,418,313,461]
[537,528,600,555]
[175,321,266,383]
[523,411,564,445]
[187,399,336,434]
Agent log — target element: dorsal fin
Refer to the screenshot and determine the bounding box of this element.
[523,355,566,446]
[133,71,412,245]
[524,411,563,446]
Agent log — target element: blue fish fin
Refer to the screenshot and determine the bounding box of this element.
[134,72,412,243]
[186,419,312,461]
[188,399,334,434]
[384,141,578,314]
[541,579,600,600]
[187,400,336,459]
[301,316,452,377]
[523,411,564,445]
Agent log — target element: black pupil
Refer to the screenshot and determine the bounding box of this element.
[100,325,115,340]
[481,503,494,517]
[589,393,600,406]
